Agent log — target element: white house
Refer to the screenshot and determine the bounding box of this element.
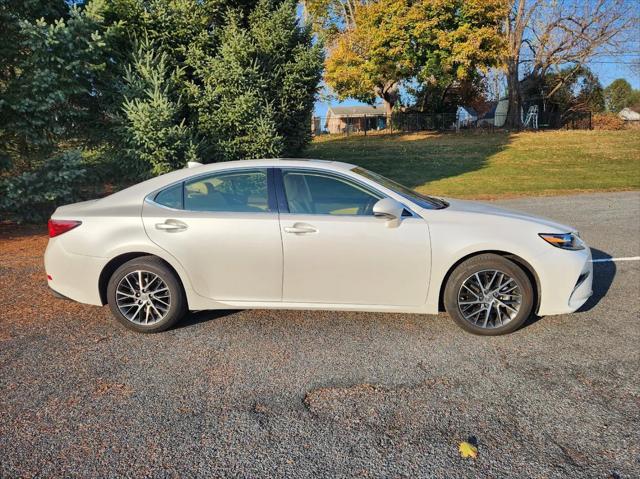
[618,107,640,121]
[324,105,387,134]
[456,106,477,127]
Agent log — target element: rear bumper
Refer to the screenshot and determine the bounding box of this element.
[44,238,106,306]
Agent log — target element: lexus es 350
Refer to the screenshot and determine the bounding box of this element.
[44,159,593,335]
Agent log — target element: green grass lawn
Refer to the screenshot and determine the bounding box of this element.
[300,130,640,199]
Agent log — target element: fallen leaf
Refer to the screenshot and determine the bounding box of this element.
[459,441,478,458]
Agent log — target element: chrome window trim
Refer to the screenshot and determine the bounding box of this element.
[145,164,420,218]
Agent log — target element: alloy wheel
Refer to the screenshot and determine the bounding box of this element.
[115,270,171,325]
[457,269,522,329]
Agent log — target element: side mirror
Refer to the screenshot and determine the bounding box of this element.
[373,198,404,228]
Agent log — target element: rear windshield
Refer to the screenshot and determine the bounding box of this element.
[351,167,449,210]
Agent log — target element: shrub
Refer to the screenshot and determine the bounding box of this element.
[0,150,87,223]
[592,113,625,130]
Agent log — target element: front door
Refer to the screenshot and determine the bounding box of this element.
[277,168,430,306]
[142,168,283,302]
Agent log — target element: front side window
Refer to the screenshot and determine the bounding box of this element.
[184,169,269,212]
[282,170,380,215]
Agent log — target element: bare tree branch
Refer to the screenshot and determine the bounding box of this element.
[503,0,638,127]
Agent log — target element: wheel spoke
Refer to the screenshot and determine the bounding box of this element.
[131,302,145,321]
[153,296,169,307]
[462,283,481,299]
[116,291,137,299]
[124,276,136,293]
[464,307,484,321]
[145,275,159,290]
[495,303,503,326]
[150,302,163,318]
[496,298,518,314]
[474,273,486,295]
[482,307,490,327]
[149,287,168,295]
[485,271,498,291]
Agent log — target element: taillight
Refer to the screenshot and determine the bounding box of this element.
[48,219,82,238]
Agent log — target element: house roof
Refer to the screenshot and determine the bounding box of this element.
[480,102,498,119]
[327,105,385,116]
[457,105,478,117]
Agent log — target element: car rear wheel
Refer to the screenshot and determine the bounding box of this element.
[107,256,186,333]
[444,254,534,335]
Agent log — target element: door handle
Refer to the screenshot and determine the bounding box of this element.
[284,223,317,234]
[155,220,188,232]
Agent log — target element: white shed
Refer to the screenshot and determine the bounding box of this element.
[618,107,640,121]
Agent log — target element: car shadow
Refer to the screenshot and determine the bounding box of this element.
[176,309,241,329]
[577,248,616,312]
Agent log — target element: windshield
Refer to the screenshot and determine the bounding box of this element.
[351,167,449,210]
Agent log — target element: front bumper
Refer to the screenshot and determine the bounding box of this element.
[568,266,593,311]
[536,246,593,316]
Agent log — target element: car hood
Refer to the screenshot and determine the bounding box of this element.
[439,198,575,233]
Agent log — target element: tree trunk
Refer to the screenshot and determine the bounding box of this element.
[375,81,398,117]
[506,59,522,129]
[382,97,394,116]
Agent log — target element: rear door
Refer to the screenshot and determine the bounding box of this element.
[276,168,430,306]
[142,168,283,302]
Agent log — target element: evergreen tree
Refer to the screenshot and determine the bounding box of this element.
[0,0,323,190]
[120,37,198,177]
[192,0,323,162]
[0,0,121,170]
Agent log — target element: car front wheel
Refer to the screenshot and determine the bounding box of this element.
[444,254,534,335]
[107,256,186,333]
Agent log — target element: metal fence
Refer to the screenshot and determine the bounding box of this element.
[311,111,592,136]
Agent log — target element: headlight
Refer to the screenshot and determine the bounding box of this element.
[539,232,585,250]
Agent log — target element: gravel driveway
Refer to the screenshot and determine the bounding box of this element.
[1,191,639,478]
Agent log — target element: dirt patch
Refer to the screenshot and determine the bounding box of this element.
[303,378,454,432]
[94,380,133,398]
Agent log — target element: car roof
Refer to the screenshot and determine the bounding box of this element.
[202,158,356,171]
[96,158,359,207]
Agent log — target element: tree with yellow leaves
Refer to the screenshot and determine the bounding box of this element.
[313,0,506,114]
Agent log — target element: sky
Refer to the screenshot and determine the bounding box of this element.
[589,56,640,89]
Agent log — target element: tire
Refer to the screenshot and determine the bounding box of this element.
[444,254,534,336]
[107,256,187,333]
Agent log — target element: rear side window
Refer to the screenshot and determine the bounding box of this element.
[184,170,269,212]
[154,183,183,209]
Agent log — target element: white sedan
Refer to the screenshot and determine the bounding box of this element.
[45,159,593,335]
